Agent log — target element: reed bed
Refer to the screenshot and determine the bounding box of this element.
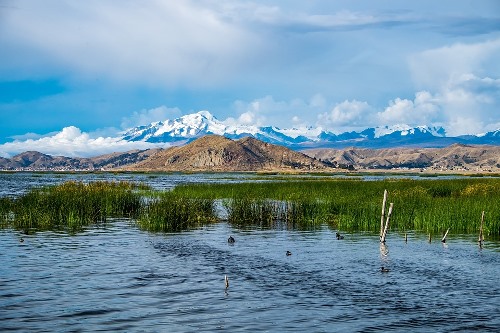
[137,193,217,232]
[1,177,499,236]
[171,178,500,235]
[0,197,13,228]
[6,181,144,232]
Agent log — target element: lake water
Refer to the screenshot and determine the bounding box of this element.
[1,173,499,332]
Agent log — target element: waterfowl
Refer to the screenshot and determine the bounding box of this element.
[336,232,344,240]
[380,266,390,273]
[286,250,292,256]
[19,238,24,243]
[228,236,235,243]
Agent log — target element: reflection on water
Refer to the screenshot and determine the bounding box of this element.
[1,221,499,332]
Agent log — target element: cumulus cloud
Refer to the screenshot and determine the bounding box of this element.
[0,126,165,158]
[318,100,373,131]
[227,95,327,128]
[121,106,182,129]
[409,39,500,90]
[377,91,441,127]
[407,39,500,135]
[436,74,500,135]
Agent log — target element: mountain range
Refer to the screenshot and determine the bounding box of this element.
[305,144,500,172]
[1,111,499,172]
[121,110,500,149]
[2,135,499,173]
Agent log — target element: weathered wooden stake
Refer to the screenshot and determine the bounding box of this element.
[441,228,450,243]
[380,190,388,242]
[404,233,408,243]
[380,203,393,243]
[478,211,485,247]
[428,233,432,243]
[225,275,229,289]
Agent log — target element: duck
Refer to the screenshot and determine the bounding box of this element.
[380,266,390,273]
[227,236,235,243]
[286,250,292,256]
[19,238,24,243]
[336,232,344,240]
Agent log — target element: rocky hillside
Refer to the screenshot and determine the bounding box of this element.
[0,149,160,171]
[125,135,333,172]
[303,144,500,172]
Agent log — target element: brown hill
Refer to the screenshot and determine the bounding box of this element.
[0,149,160,171]
[303,144,500,172]
[126,135,333,172]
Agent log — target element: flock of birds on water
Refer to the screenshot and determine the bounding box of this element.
[223,231,391,290]
[23,225,476,291]
[20,224,472,290]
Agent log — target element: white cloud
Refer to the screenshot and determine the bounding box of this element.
[318,100,373,131]
[0,126,166,158]
[227,95,327,128]
[409,39,500,90]
[436,74,500,135]
[0,0,259,86]
[121,106,182,129]
[407,39,500,135]
[377,91,441,127]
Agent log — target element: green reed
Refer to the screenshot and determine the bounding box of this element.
[0,197,13,227]
[171,178,500,235]
[137,192,217,232]
[2,177,499,235]
[7,181,144,232]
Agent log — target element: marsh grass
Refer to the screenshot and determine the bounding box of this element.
[1,177,499,235]
[7,181,144,232]
[137,193,217,232]
[171,178,500,235]
[0,197,13,227]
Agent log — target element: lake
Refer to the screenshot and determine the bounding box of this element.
[1,173,499,332]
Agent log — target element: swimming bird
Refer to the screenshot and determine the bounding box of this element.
[228,236,235,243]
[224,275,229,289]
[380,266,390,273]
[286,250,292,256]
[19,238,24,243]
[336,232,344,240]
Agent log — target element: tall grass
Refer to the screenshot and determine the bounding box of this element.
[171,178,500,235]
[0,197,13,228]
[7,181,144,232]
[137,192,217,232]
[1,178,499,235]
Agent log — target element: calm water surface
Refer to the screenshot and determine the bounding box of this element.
[1,173,499,332]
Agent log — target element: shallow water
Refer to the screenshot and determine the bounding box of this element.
[1,173,499,332]
[1,221,499,332]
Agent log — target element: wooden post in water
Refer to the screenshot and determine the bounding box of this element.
[441,228,450,243]
[478,211,485,248]
[428,233,432,243]
[225,275,229,289]
[404,233,408,243]
[380,190,388,242]
[380,203,393,243]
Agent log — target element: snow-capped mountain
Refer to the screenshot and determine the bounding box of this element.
[120,111,499,149]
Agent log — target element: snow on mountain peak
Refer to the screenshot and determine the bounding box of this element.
[374,124,412,138]
[120,111,489,148]
[374,124,446,138]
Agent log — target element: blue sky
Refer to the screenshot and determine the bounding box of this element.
[1,0,500,157]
